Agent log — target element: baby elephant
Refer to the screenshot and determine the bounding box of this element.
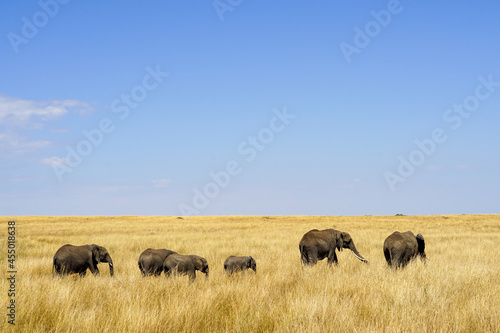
[163,254,209,281]
[224,256,256,275]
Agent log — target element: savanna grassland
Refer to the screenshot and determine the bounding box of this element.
[1,215,499,332]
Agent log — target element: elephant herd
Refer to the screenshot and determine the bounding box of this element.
[53,245,256,281]
[52,228,427,279]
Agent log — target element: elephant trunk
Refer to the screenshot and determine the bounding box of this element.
[350,244,368,263]
[106,255,114,277]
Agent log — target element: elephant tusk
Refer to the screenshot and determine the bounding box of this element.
[351,251,367,262]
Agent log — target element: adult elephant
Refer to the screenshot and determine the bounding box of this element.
[383,231,426,268]
[138,248,177,276]
[163,254,209,281]
[53,244,114,277]
[299,229,368,266]
[224,256,256,274]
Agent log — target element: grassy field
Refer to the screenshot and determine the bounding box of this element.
[1,215,499,332]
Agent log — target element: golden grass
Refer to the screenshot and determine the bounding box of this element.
[1,215,499,332]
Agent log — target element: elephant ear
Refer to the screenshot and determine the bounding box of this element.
[416,234,425,254]
[247,257,253,268]
[336,231,344,251]
[91,244,101,263]
[193,257,203,271]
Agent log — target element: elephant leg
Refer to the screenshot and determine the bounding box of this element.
[392,252,405,268]
[139,263,148,276]
[59,264,73,276]
[300,254,307,265]
[57,263,66,275]
[402,252,413,267]
[327,250,338,265]
[54,263,62,276]
[301,253,309,265]
[307,251,318,266]
[188,270,196,282]
[384,248,392,266]
[300,246,309,265]
[147,264,156,276]
[91,267,100,276]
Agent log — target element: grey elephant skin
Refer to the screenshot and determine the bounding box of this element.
[299,229,368,266]
[383,231,426,268]
[163,254,209,281]
[53,244,114,277]
[138,248,177,276]
[224,256,256,274]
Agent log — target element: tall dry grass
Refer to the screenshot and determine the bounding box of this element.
[1,215,499,332]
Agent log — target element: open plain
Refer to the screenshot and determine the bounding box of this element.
[1,215,499,332]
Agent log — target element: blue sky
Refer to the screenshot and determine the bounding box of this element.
[1,0,499,216]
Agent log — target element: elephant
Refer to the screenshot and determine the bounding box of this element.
[163,254,209,281]
[224,256,256,274]
[299,229,368,266]
[138,248,177,276]
[383,231,426,268]
[53,244,114,277]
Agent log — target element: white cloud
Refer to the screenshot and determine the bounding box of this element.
[152,179,170,188]
[0,130,50,156]
[0,95,93,127]
[0,95,93,157]
[42,156,68,167]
